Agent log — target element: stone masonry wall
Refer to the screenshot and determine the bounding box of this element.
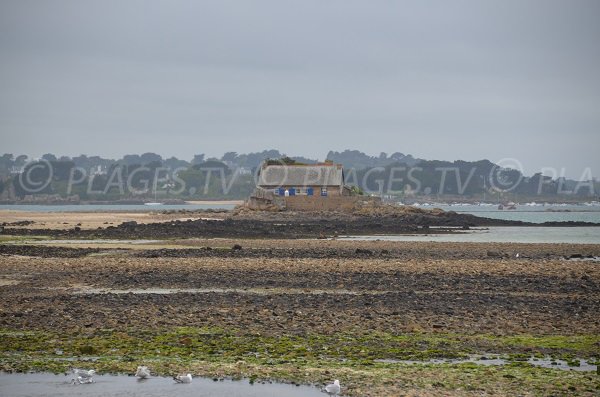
[282,195,376,211]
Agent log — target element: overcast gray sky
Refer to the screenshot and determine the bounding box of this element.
[1,0,598,178]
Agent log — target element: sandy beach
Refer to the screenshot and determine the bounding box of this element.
[185,200,244,205]
[0,209,220,230]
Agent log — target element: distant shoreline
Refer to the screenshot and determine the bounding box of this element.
[0,200,244,206]
[185,200,244,205]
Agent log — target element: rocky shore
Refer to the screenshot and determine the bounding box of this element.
[1,240,599,261]
[1,208,599,396]
[1,250,598,335]
[1,239,599,395]
[2,206,599,240]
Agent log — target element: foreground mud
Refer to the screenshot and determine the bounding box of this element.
[1,239,599,396]
[1,238,599,260]
[1,254,599,335]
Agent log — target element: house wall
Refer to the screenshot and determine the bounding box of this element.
[248,186,380,212]
[282,195,378,211]
[261,185,343,196]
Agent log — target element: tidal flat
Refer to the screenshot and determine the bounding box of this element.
[0,236,599,396]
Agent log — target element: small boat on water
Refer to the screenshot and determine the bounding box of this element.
[498,203,517,210]
[144,190,163,206]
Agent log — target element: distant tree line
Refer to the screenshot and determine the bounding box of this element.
[0,150,597,201]
[0,150,317,200]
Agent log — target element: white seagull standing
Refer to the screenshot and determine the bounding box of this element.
[135,366,150,379]
[173,373,193,384]
[324,379,341,396]
[71,368,96,384]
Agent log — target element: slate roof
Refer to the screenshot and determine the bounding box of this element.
[258,165,344,187]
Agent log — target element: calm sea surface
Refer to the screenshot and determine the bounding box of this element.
[1,203,599,223]
[418,203,600,224]
[341,226,600,244]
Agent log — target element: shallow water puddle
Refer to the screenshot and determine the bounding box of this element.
[0,278,21,287]
[0,373,324,397]
[374,356,598,372]
[22,239,162,245]
[564,256,600,262]
[64,285,578,299]
[69,285,374,295]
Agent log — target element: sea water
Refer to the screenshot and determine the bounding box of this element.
[340,226,600,244]
[0,373,323,397]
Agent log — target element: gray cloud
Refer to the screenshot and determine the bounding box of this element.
[1,0,598,178]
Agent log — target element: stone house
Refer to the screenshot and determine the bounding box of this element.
[257,163,351,197]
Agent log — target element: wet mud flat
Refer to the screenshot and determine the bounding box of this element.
[1,251,599,335]
[1,239,600,396]
[2,239,600,261]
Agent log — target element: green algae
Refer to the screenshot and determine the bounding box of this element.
[1,328,598,396]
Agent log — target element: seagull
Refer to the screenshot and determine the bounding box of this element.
[135,366,150,379]
[324,379,341,396]
[71,368,95,384]
[173,373,192,384]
